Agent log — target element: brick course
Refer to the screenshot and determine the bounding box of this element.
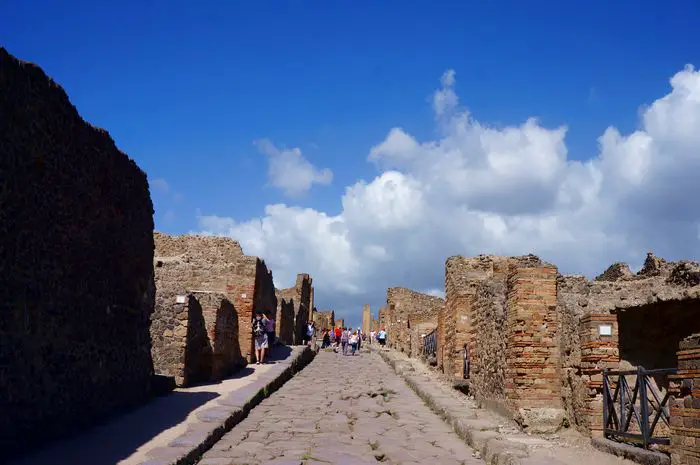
[670,333,700,465]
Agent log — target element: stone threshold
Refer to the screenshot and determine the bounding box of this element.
[139,346,316,465]
[591,438,670,465]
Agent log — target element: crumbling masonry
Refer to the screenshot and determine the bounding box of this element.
[152,233,276,384]
[435,252,700,440]
[0,48,155,457]
[274,273,313,345]
[384,288,444,357]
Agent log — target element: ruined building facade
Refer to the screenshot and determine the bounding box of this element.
[313,309,335,330]
[384,288,444,357]
[0,48,155,457]
[152,233,276,384]
[434,252,700,438]
[274,273,313,345]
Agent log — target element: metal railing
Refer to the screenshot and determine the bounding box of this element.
[602,366,676,449]
[422,329,437,357]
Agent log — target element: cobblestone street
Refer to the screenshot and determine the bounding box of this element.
[200,350,483,465]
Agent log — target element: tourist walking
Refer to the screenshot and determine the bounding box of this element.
[349,330,359,355]
[377,328,387,346]
[253,312,269,364]
[322,328,331,348]
[266,311,276,350]
[334,326,342,346]
[341,327,349,355]
[370,329,376,344]
[303,321,314,346]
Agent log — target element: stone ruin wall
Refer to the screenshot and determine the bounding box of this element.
[275,288,296,344]
[385,288,443,356]
[362,304,372,335]
[378,306,388,330]
[442,254,563,430]
[336,319,345,329]
[313,310,335,331]
[0,48,155,457]
[292,274,313,343]
[557,254,700,436]
[153,233,276,375]
[275,273,313,344]
[150,291,241,386]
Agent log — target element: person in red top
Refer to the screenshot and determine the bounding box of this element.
[334,326,342,346]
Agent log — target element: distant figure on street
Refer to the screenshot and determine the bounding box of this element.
[266,311,276,349]
[341,327,349,355]
[322,328,331,348]
[370,330,376,344]
[253,312,269,364]
[303,321,314,346]
[334,326,342,346]
[349,330,359,355]
[377,328,387,346]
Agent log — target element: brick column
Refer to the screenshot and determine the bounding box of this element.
[670,334,700,465]
[504,265,564,432]
[579,312,619,436]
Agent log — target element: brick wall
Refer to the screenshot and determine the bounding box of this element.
[670,333,700,465]
[0,47,155,457]
[504,265,564,430]
[274,273,312,345]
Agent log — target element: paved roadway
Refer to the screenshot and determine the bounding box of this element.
[199,349,483,465]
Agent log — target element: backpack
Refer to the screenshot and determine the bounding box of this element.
[253,318,266,337]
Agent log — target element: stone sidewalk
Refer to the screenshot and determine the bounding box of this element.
[372,346,644,465]
[10,346,314,465]
[199,350,485,465]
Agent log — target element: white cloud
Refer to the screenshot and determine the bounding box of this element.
[256,139,333,197]
[150,177,170,193]
[199,65,700,322]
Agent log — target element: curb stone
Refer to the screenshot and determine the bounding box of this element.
[138,346,316,465]
[371,346,532,465]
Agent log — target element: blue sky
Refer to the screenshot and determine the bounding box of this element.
[3,1,699,326]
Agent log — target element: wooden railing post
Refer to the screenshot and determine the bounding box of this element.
[638,366,650,449]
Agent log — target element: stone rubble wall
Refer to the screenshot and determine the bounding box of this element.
[275,273,313,345]
[153,233,277,367]
[275,288,296,344]
[378,306,388,329]
[385,287,444,356]
[336,319,345,329]
[670,333,700,465]
[312,309,335,331]
[292,273,312,344]
[557,253,700,436]
[0,47,155,457]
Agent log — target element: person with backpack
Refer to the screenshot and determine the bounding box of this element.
[252,312,269,365]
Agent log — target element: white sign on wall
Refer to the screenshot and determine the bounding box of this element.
[241,293,247,299]
[598,324,613,336]
[176,295,186,304]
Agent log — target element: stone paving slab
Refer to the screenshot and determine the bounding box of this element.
[372,346,642,465]
[198,350,486,465]
[10,346,315,465]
